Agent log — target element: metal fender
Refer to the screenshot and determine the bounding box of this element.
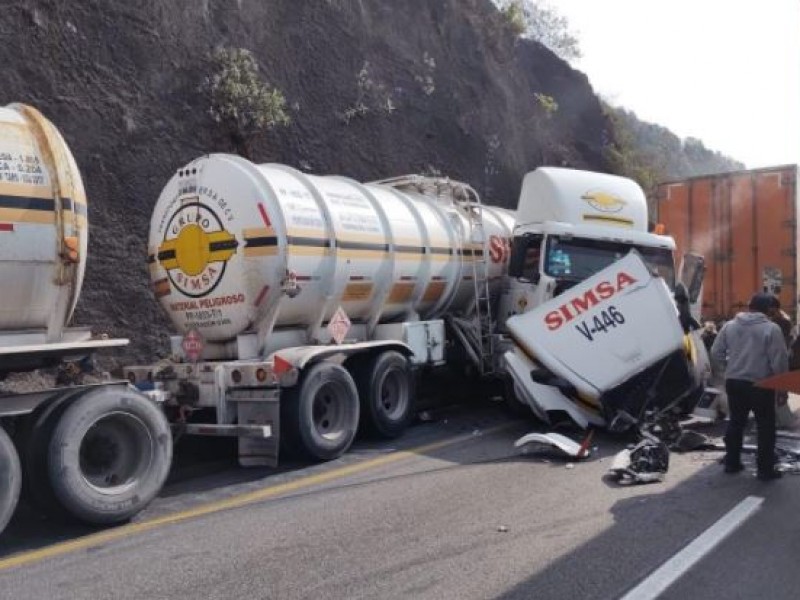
[267,340,414,372]
[514,432,592,459]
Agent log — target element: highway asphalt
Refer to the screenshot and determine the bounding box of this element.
[1,402,800,599]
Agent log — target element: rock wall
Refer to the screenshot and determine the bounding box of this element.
[0,0,610,363]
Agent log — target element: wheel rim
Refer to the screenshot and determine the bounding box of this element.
[79,411,154,495]
[376,368,408,422]
[311,381,350,442]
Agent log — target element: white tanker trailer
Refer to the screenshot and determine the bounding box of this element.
[0,109,707,538]
[0,105,171,537]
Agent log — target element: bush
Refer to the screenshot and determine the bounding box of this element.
[202,47,290,158]
[495,1,581,62]
[534,92,558,117]
[501,2,527,37]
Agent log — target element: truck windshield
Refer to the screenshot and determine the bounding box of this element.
[545,236,675,288]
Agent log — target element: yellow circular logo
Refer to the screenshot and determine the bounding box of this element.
[158,201,238,297]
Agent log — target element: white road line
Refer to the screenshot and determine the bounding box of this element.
[621,495,764,600]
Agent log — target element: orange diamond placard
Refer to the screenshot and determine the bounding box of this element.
[327,306,351,345]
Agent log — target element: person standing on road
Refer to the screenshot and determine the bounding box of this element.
[767,296,795,428]
[711,292,789,480]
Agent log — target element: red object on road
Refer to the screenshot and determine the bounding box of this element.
[182,328,204,362]
[756,370,800,394]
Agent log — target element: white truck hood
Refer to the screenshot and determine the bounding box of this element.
[506,252,684,400]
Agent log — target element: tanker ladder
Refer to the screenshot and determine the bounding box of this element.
[373,174,497,375]
[454,185,495,376]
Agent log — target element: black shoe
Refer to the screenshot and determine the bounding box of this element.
[724,464,745,474]
[757,470,783,481]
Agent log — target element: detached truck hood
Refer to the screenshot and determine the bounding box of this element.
[506,252,692,425]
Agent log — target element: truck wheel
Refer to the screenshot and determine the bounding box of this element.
[20,389,87,517]
[282,362,359,461]
[352,351,414,438]
[47,387,172,525]
[0,426,21,535]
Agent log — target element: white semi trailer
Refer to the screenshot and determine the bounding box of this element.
[0,105,171,536]
[0,107,706,538]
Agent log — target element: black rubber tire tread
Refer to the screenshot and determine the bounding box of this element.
[0,425,21,535]
[281,361,360,462]
[351,351,414,439]
[47,386,172,525]
[18,389,87,518]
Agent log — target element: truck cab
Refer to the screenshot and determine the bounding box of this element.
[498,168,678,324]
[498,168,709,430]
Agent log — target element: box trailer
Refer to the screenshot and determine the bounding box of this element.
[654,165,798,321]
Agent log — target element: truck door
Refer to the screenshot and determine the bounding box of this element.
[678,252,711,394]
[501,233,544,325]
[678,252,705,323]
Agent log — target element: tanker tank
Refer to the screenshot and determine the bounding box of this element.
[0,104,88,341]
[148,154,515,357]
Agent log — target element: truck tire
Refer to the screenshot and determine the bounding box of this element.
[351,351,414,438]
[282,362,360,461]
[0,426,21,535]
[46,386,172,525]
[20,389,87,517]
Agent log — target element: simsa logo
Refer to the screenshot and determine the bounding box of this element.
[157,200,239,297]
[544,271,637,330]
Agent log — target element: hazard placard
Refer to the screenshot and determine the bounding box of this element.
[327,306,351,345]
[182,328,204,362]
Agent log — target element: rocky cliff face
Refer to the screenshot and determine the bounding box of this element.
[0,0,610,363]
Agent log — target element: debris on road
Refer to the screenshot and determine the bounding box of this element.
[514,432,593,460]
[607,434,670,485]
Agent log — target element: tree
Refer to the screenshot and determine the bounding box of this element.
[202,47,290,159]
[496,0,581,62]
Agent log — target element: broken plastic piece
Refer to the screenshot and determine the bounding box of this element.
[514,432,592,459]
[607,435,669,484]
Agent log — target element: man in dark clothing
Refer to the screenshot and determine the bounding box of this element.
[711,292,789,480]
[767,296,794,427]
[768,296,793,348]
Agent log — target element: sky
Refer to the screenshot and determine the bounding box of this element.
[554,0,800,169]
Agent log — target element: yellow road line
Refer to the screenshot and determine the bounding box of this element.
[0,422,513,572]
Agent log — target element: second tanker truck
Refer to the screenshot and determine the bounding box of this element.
[0,105,708,539]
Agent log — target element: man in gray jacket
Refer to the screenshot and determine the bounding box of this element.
[711,292,789,480]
